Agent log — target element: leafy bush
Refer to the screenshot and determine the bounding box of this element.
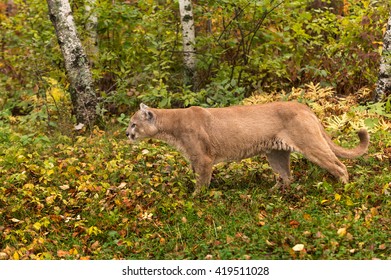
[1,0,389,116]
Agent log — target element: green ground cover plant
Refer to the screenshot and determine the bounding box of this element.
[1,84,390,260]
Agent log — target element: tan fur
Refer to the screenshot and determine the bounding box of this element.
[126,102,369,195]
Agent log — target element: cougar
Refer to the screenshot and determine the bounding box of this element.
[126,102,369,195]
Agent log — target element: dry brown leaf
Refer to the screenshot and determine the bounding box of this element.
[289,220,300,228]
[90,240,100,250]
[57,250,69,257]
[379,244,386,250]
[0,252,9,260]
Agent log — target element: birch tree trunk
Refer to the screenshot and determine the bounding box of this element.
[375,12,391,102]
[85,0,99,66]
[47,0,98,127]
[178,0,196,88]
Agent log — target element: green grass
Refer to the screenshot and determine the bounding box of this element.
[0,111,390,260]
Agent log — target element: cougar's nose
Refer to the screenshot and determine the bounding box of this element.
[126,131,130,137]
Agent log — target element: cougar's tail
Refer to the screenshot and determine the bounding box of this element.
[324,128,370,159]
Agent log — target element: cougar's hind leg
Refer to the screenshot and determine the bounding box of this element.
[266,150,292,192]
[290,123,350,184]
[299,141,349,184]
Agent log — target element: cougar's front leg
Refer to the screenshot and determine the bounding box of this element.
[191,156,213,196]
[266,150,292,193]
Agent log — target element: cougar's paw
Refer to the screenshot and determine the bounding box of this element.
[269,177,291,194]
[269,181,283,194]
[192,185,209,197]
[192,189,200,197]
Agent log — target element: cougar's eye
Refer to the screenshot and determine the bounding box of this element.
[131,123,136,129]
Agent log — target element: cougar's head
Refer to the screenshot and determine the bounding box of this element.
[126,103,158,142]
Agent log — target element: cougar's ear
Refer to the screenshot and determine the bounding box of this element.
[140,103,149,110]
[140,103,154,121]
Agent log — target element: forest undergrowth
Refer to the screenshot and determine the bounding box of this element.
[1,84,390,260]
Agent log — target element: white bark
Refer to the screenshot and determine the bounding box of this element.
[375,12,391,101]
[178,0,196,85]
[47,0,98,127]
[85,0,99,64]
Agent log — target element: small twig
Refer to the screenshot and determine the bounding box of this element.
[212,219,218,238]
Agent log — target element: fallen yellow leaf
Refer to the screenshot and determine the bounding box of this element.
[59,185,70,190]
[69,248,78,255]
[337,227,347,237]
[292,244,305,252]
[266,240,275,246]
[257,221,266,226]
[303,213,312,221]
[226,235,234,244]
